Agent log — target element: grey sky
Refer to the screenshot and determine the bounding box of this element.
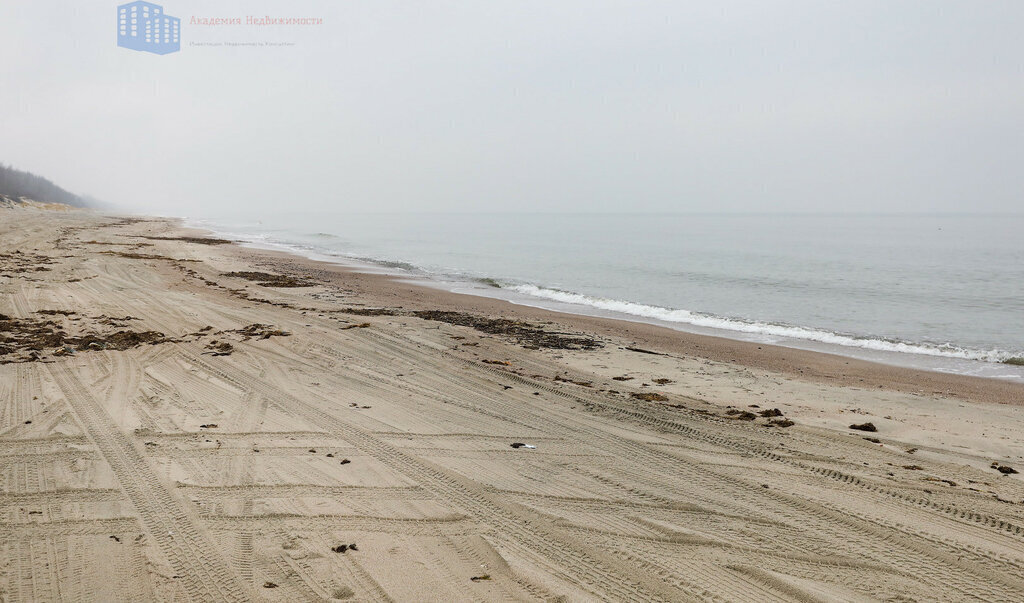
[2,1,1022,214]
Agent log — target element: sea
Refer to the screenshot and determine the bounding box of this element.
[181,211,1024,384]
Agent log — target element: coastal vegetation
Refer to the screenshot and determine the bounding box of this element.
[0,163,91,207]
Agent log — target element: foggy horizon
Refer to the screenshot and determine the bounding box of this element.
[3,1,1023,215]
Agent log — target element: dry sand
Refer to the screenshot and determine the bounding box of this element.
[2,207,1024,602]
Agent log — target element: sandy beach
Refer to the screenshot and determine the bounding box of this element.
[3,206,1024,602]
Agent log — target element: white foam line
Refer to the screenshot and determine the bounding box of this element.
[509,284,1011,363]
[178,217,1018,366]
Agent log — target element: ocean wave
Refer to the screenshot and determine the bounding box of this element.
[178,217,1017,366]
[509,284,1010,363]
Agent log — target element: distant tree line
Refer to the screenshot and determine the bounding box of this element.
[0,163,89,207]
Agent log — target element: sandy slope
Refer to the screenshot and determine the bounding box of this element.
[2,207,1024,602]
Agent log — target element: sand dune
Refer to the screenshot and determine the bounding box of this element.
[2,207,1024,601]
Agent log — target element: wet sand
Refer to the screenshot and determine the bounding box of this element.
[3,207,1024,601]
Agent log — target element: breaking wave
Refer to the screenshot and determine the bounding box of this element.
[509,284,1011,363]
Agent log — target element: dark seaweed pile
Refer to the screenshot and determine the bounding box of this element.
[0,313,166,363]
[412,310,602,350]
[222,271,313,287]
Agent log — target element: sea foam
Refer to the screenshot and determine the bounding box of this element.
[509,284,1009,362]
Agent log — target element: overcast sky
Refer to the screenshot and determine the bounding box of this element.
[1,1,1022,214]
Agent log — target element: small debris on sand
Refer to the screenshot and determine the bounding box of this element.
[510,443,536,449]
[339,459,351,465]
[263,582,278,588]
[482,359,511,365]
[768,419,794,427]
[199,424,218,429]
[625,346,666,355]
[470,575,492,582]
[554,375,592,387]
[758,408,784,417]
[863,437,882,443]
[612,376,633,381]
[849,422,877,432]
[631,392,669,402]
[652,378,673,385]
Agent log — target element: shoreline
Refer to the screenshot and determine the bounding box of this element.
[5,207,1024,601]
[200,220,1024,407]
[187,215,1024,386]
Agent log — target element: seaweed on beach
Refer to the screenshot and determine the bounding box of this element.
[991,462,1018,475]
[554,375,592,387]
[222,271,313,287]
[99,217,153,227]
[625,346,668,356]
[411,310,602,350]
[224,287,298,309]
[0,313,167,363]
[36,309,76,316]
[631,392,669,402]
[139,235,233,245]
[99,250,198,262]
[204,340,234,356]
[66,330,166,350]
[227,323,291,340]
[82,240,153,247]
[0,251,55,276]
[337,307,399,316]
[340,322,371,330]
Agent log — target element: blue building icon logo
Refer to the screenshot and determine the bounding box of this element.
[117,1,180,55]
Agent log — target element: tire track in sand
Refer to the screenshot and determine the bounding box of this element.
[48,363,249,602]
[177,350,691,602]
[358,330,1024,600]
